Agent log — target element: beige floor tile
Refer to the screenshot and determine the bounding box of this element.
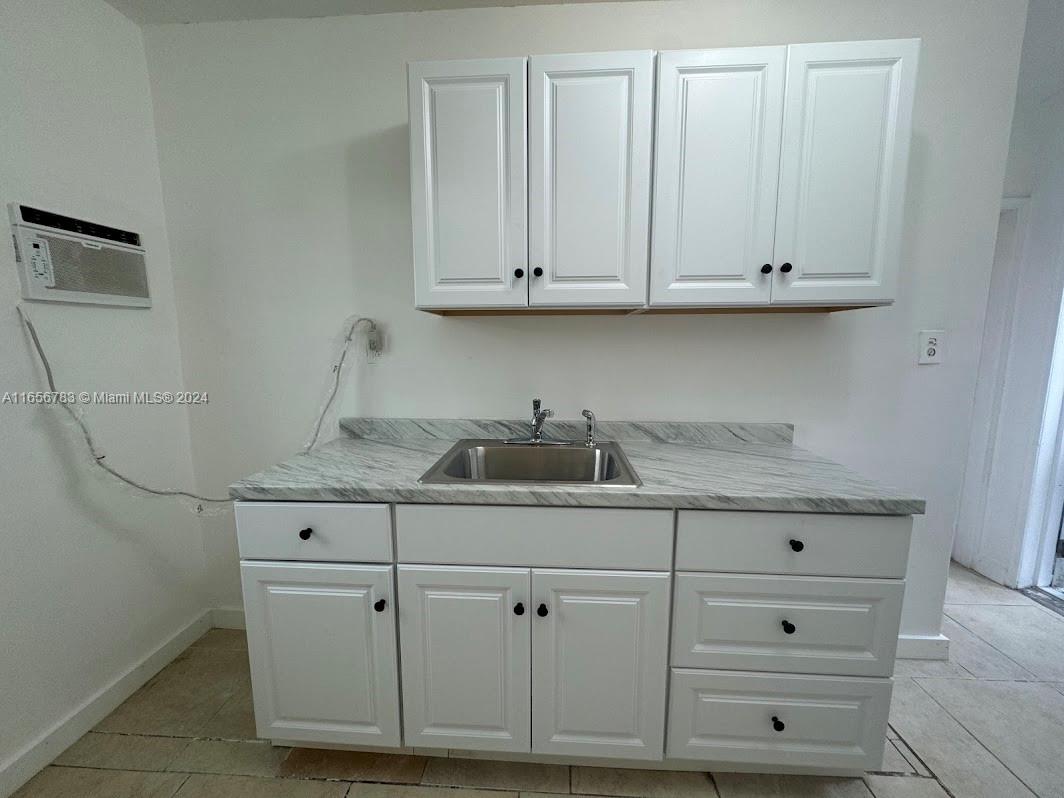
[53,732,189,771]
[713,773,868,797]
[168,739,290,777]
[281,748,427,783]
[944,604,1064,680]
[350,785,516,798]
[191,629,249,651]
[885,725,900,741]
[422,758,569,792]
[938,616,1037,680]
[944,563,1035,606]
[200,684,259,740]
[892,658,970,678]
[173,773,348,798]
[96,648,250,737]
[863,775,949,798]
[572,766,715,798]
[887,678,1036,798]
[868,741,916,775]
[522,793,599,798]
[914,677,1064,798]
[13,766,187,798]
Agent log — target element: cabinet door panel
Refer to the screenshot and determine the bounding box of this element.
[772,39,918,305]
[241,562,400,747]
[529,51,653,306]
[650,47,785,306]
[409,58,528,308]
[398,565,531,751]
[531,569,669,759]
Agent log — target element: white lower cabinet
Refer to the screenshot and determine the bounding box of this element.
[237,502,910,774]
[240,561,401,747]
[397,565,532,751]
[667,669,892,771]
[398,565,671,759]
[532,569,670,759]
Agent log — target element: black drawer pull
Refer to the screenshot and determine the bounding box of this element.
[772,716,785,732]
[789,539,804,552]
[374,598,386,612]
[537,603,549,617]
[298,527,313,541]
[514,602,525,616]
[781,620,797,635]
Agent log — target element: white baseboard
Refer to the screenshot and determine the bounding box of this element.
[0,611,212,798]
[897,633,950,660]
[210,606,246,630]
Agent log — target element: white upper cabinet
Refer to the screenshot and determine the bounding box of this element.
[529,51,654,307]
[771,39,919,305]
[409,58,528,309]
[408,39,918,312]
[650,47,786,306]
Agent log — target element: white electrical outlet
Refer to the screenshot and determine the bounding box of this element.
[918,330,944,365]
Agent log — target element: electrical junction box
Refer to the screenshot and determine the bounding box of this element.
[9,204,150,308]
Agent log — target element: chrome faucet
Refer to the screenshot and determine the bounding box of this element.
[506,398,568,445]
[531,398,553,443]
[582,409,596,447]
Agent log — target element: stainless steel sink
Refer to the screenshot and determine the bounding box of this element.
[419,439,641,487]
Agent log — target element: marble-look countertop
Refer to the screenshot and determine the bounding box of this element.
[230,418,924,515]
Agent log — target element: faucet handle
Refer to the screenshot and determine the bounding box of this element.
[532,398,542,414]
[582,409,596,446]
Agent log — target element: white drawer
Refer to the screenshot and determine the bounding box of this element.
[671,573,903,677]
[236,502,392,562]
[667,668,891,771]
[396,505,672,570]
[676,511,911,578]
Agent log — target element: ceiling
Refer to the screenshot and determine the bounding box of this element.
[104,0,644,24]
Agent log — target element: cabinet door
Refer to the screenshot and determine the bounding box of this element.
[531,569,670,760]
[529,51,654,306]
[650,47,785,306]
[771,39,919,305]
[398,565,531,751]
[409,58,528,308]
[241,562,400,747]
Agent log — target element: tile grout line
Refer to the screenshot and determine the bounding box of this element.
[909,677,1041,797]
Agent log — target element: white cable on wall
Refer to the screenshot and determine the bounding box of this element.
[17,305,377,513]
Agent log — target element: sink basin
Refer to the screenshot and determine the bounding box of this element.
[419,439,641,487]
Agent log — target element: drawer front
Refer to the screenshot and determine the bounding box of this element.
[676,511,911,577]
[667,668,891,770]
[672,573,903,676]
[396,505,673,570]
[236,502,392,562]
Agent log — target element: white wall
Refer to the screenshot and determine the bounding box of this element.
[143,0,1026,641]
[0,1,209,792]
[954,0,1064,586]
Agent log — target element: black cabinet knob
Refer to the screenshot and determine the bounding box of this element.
[374,598,386,612]
[772,716,785,732]
[789,539,804,552]
[514,602,525,616]
[781,620,796,635]
[533,267,544,277]
[780,262,793,273]
[760,263,772,274]
[537,603,549,617]
[298,527,313,541]
[514,268,525,278]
